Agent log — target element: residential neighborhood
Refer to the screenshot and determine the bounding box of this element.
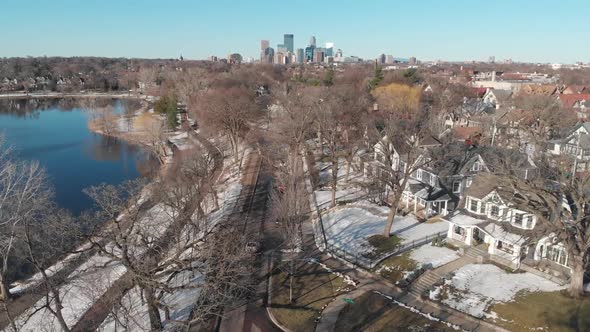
[3,2,590,332]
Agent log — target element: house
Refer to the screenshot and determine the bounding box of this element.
[546,122,590,172]
[399,144,536,219]
[483,89,513,109]
[444,173,570,278]
[556,94,590,119]
[562,85,590,95]
[443,98,493,129]
[519,84,557,96]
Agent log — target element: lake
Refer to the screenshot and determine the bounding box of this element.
[0,98,155,214]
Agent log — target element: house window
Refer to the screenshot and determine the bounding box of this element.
[469,198,479,213]
[452,181,461,193]
[480,203,486,214]
[514,213,524,226]
[525,215,534,229]
[472,161,482,172]
[416,169,422,181]
[466,177,473,188]
[490,205,500,217]
[422,171,430,184]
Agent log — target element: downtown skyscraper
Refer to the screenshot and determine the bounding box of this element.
[284,34,294,53]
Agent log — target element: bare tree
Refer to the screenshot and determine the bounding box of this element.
[270,154,308,303]
[503,161,590,297]
[194,86,263,163]
[369,100,439,237]
[0,157,50,302]
[314,86,369,207]
[137,67,158,94]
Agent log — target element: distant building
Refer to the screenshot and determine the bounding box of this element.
[310,36,316,47]
[208,56,218,62]
[277,44,287,53]
[284,34,294,53]
[325,42,334,57]
[409,57,417,65]
[378,53,386,64]
[296,48,305,63]
[488,56,496,63]
[335,49,343,58]
[385,55,394,64]
[305,45,315,62]
[313,49,325,63]
[261,40,269,51]
[261,47,275,64]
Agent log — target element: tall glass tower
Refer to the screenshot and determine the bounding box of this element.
[284,34,294,53]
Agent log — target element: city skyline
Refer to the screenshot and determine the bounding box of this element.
[1,0,590,63]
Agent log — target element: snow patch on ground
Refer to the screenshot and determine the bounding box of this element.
[12,254,126,332]
[442,264,565,318]
[321,207,448,256]
[373,290,464,331]
[308,258,358,287]
[409,244,460,269]
[314,187,365,210]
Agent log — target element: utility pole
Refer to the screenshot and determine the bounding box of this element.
[572,131,581,185]
[491,116,497,147]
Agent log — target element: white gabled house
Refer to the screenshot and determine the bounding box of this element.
[445,173,570,279]
[547,122,590,172]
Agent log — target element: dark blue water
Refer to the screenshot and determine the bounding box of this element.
[0,99,154,214]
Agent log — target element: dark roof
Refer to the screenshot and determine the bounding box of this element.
[464,173,550,215]
[424,144,535,179]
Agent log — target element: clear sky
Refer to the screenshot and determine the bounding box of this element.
[1,0,588,63]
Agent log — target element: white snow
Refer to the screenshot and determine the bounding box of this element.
[447,213,485,226]
[442,264,565,318]
[12,254,126,332]
[98,270,203,332]
[322,207,448,255]
[409,244,461,269]
[314,187,364,210]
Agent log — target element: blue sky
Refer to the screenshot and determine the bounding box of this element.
[0,0,587,63]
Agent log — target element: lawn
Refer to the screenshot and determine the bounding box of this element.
[488,291,590,332]
[374,244,460,284]
[335,291,454,332]
[366,234,402,258]
[269,261,351,332]
[374,252,417,283]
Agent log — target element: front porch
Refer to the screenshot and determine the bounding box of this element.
[401,191,450,220]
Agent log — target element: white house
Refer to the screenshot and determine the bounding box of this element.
[547,122,590,172]
[482,89,513,109]
[445,173,570,276]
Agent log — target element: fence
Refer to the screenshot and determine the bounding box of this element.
[325,231,448,270]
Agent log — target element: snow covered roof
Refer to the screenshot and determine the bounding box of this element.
[446,212,486,226]
[483,223,527,246]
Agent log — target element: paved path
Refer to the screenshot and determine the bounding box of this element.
[218,151,280,332]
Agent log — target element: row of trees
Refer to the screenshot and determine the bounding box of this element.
[0,130,252,331]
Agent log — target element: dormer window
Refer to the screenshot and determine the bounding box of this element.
[490,205,500,217]
[452,181,461,193]
[468,197,483,214]
[525,215,534,229]
[514,213,524,226]
[472,161,482,172]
